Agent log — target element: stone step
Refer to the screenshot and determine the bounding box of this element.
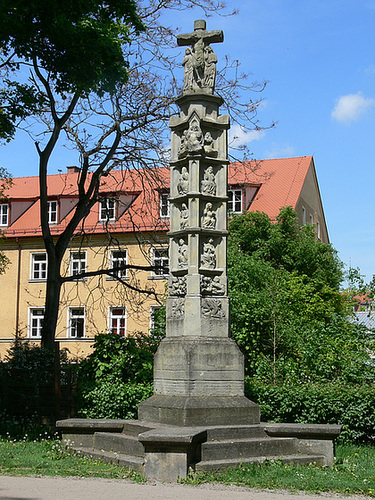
[93,432,145,457]
[73,447,144,474]
[206,425,267,441]
[201,437,298,461]
[196,453,325,472]
[122,420,156,437]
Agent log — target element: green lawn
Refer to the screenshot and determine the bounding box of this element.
[183,443,375,496]
[0,436,144,481]
[1,437,375,496]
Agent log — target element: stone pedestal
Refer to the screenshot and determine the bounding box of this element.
[139,20,260,429]
[138,337,260,426]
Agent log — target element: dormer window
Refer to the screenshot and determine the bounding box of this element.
[227,189,243,213]
[48,200,58,224]
[0,204,9,226]
[160,193,170,218]
[99,199,116,222]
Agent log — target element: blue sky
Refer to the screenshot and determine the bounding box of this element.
[1,0,375,281]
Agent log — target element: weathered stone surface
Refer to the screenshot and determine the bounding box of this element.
[138,395,260,426]
[152,337,244,397]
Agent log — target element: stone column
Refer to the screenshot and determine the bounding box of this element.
[138,20,260,427]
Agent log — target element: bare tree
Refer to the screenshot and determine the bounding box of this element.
[1,0,270,350]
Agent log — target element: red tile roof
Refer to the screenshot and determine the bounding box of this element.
[2,156,313,238]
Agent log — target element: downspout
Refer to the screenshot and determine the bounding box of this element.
[15,237,21,339]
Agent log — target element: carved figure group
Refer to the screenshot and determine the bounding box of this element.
[182,42,217,93]
[169,276,187,296]
[202,298,225,319]
[178,118,203,157]
[201,275,225,295]
[171,298,185,319]
[201,166,216,195]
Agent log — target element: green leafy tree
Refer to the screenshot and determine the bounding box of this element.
[228,207,372,384]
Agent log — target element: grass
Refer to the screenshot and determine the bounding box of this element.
[182,443,375,496]
[0,435,144,482]
[1,435,375,496]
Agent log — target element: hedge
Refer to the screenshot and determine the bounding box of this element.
[245,379,375,443]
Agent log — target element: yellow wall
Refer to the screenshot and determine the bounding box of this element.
[0,232,168,360]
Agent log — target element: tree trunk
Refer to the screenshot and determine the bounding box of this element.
[41,254,62,351]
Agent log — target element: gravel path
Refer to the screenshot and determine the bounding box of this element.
[0,475,373,500]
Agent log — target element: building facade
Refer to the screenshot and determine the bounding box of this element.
[0,155,328,359]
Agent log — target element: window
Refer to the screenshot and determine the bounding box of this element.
[0,204,8,226]
[316,220,321,240]
[68,308,85,338]
[109,307,126,336]
[29,308,44,338]
[31,253,47,280]
[150,305,162,331]
[99,199,116,222]
[109,250,127,279]
[227,189,243,213]
[302,205,306,225]
[70,251,87,277]
[47,200,58,224]
[159,193,170,218]
[309,213,314,225]
[152,248,169,277]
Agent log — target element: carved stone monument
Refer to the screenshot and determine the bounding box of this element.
[57,20,341,483]
[138,19,260,426]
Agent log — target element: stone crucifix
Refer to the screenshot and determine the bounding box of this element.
[177,19,223,93]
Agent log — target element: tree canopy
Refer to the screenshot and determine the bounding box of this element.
[0,0,144,141]
[228,207,374,384]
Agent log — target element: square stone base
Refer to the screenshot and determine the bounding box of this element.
[138,394,260,426]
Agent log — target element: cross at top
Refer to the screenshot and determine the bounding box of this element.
[177,20,223,94]
[177,20,224,47]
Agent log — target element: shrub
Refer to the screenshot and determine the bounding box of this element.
[246,379,375,443]
[79,379,153,419]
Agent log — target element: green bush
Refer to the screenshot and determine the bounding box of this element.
[78,331,162,388]
[79,379,153,419]
[246,379,375,443]
[76,332,162,418]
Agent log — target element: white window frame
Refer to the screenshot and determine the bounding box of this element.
[99,198,116,222]
[108,306,127,336]
[0,203,9,226]
[227,189,243,213]
[70,251,87,278]
[30,252,48,281]
[302,205,306,225]
[159,193,170,218]
[109,249,128,279]
[28,308,44,338]
[309,213,314,225]
[152,247,169,277]
[68,307,85,338]
[47,200,58,224]
[316,220,321,239]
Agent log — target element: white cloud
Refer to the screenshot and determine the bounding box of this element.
[229,124,266,147]
[265,144,295,159]
[331,92,375,123]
